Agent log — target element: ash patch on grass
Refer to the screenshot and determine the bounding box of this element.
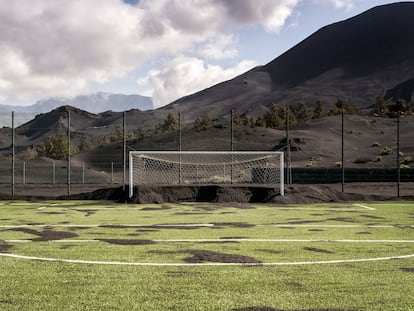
[304,247,335,254]
[100,225,141,229]
[255,249,282,255]
[220,236,249,240]
[0,243,13,253]
[356,231,372,235]
[102,239,156,245]
[328,217,357,223]
[360,214,385,219]
[174,212,211,215]
[212,222,254,228]
[184,250,261,264]
[60,245,75,250]
[286,282,304,288]
[141,205,172,211]
[75,209,97,217]
[137,229,159,232]
[308,229,324,232]
[39,211,65,215]
[8,227,78,241]
[68,226,91,230]
[400,267,414,273]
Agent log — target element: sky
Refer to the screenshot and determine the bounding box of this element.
[0,0,408,108]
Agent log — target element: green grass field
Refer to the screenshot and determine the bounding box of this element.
[0,200,413,310]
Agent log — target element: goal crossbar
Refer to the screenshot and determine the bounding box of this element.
[129,151,284,198]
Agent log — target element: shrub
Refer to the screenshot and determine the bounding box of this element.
[380,146,393,155]
[374,156,382,162]
[335,161,342,168]
[403,156,412,164]
[371,141,381,147]
[400,164,410,169]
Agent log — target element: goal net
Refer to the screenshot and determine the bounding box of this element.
[129,151,284,198]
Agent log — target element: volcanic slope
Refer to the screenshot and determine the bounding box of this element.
[164,2,414,119]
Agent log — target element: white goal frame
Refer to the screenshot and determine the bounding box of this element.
[129,151,284,198]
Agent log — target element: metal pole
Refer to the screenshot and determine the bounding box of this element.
[82,161,85,184]
[23,161,26,185]
[53,161,56,184]
[67,111,71,196]
[341,107,344,192]
[11,111,15,198]
[286,107,291,184]
[179,110,182,184]
[123,111,126,191]
[231,109,234,152]
[111,161,114,184]
[397,111,400,197]
[231,109,234,184]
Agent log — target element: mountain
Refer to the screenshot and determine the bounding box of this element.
[0,92,153,127]
[165,2,414,119]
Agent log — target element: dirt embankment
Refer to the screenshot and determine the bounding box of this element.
[2,183,412,204]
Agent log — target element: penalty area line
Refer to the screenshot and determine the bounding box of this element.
[0,252,413,266]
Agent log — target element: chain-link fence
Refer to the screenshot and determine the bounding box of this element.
[0,108,413,197]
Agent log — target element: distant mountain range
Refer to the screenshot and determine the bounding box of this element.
[165,2,414,119]
[0,92,153,127]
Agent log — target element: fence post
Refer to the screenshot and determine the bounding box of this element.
[23,161,26,184]
[82,161,85,184]
[53,161,56,184]
[67,111,71,196]
[111,161,114,184]
[397,111,400,197]
[11,111,15,198]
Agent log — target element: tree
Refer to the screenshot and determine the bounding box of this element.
[278,106,297,126]
[111,122,134,142]
[163,112,179,132]
[23,146,37,161]
[388,98,411,116]
[372,96,388,116]
[137,128,148,140]
[255,115,266,127]
[79,135,92,152]
[99,135,110,146]
[262,103,282,128]
[329,99,360,115]
[292,101,311,123]
[37,129,78,160]
[312,100,324,119]
[194,114,212,130]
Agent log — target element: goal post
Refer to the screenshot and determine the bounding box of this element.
[129,151,284,198]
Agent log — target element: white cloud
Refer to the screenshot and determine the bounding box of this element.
[141,56,258,108]
[198,34,238,60]
[313,0,356,10]
[0,0,299,105]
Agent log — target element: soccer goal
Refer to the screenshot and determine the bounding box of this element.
[129,151,284,198]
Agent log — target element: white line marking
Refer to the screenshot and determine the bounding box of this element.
[353,203,376,211]
[0,252,413,266]
[37,206,46,210]
[2,239,414,243]
[1,224,412,229]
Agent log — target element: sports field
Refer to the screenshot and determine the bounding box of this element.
[0,200,413,310]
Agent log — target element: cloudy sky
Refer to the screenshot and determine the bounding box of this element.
[0,0,406,108]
